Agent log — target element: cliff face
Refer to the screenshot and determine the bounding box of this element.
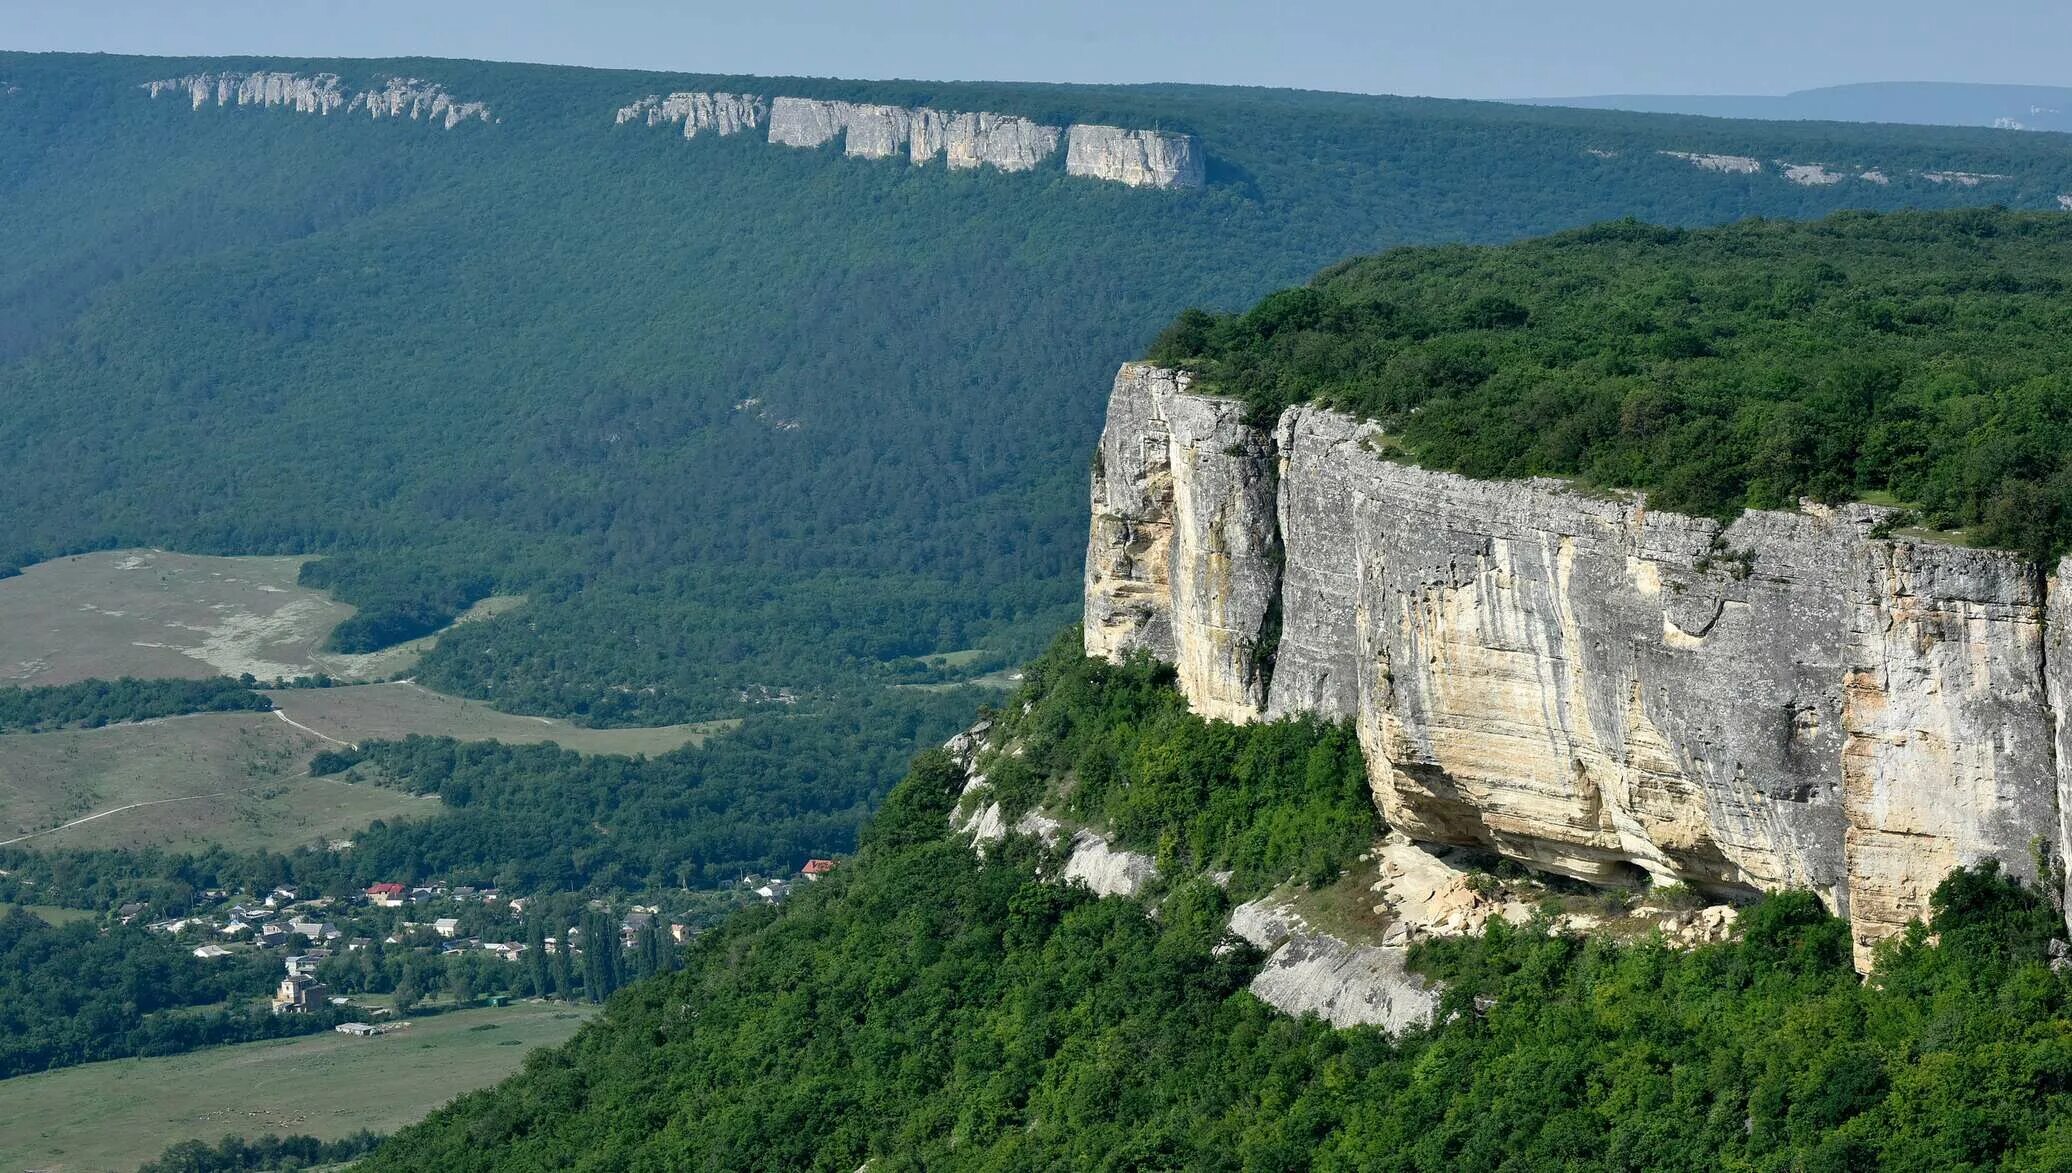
[620,92,1199,187]
[1065,125,1207,189]
[142,73,491,127]
[1088,364,2069,968]
[614,91,766,137]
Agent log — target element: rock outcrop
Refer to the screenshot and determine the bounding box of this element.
[1660,151,1762,174]
[1087,363,2071,968]
[142,73,491,127]
[767,96,1064,172]
[1781,162,1847,186]
[1065,125,1206,189]
[1086,364,1279,722]
[1227,898,1438,1032]
[615,92,766,137]
[620,92,1199,187]
[351,78,493,127]
[146,72,350,115]
[948,720,1161,900]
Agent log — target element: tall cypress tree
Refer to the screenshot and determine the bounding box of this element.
[526,918,550,998]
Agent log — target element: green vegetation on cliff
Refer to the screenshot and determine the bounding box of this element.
[362,637,2072,1171]
[1151,208,2072,559]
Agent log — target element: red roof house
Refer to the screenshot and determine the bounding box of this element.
[801,859,837,878]
[366,882,407,900]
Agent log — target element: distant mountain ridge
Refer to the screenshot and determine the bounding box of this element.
[1516,81,2072,132]
[10,49,2072,733]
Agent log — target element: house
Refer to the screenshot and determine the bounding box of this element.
[288,918,340,942]
[220,920,252,937]
[284,950,330,977]
[366,882,407,907]
[801,859,837,880]
[273,973,329,1013]
[506,896,528,916]
[271,886,300,903]
[670,923,690,945]
[258,923,288,946]
[192,944,233,960]
[118,901,149,923]
[336,1021,380,1036]
[433,917,462,938]
[754,880,791,902]
[619,911,654,946]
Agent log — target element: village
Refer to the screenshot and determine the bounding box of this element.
[136,858,840,1017]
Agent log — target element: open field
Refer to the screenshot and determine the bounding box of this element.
[0,684,731,852]
[264,682,738,756]
[0,903,97,926]
[0,1001,595,1173]
[0,549,523,686]
[0,712,441,853]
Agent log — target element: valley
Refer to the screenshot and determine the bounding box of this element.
[0,1000,593,1173]
[6,39,2072,1170]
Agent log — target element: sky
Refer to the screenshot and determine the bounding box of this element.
[7,0,2070,99]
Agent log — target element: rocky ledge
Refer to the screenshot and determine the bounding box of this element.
[615,91,1202,188]
[142,72,492,128]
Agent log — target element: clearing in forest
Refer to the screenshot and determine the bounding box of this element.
[0,1001,595,1173]
[0,549,523,686]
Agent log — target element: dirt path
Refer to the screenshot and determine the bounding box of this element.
[272,707,355,748]
[1,789,237,847]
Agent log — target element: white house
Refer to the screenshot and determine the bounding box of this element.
[433,917,462,938]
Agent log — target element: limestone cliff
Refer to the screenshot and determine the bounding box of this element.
[142,73,491,127]
[621,92,1200,187]
[766,96,1063,172]
[1087,364,2069,968]
[1065,125,1206,189]
[615,92,766,137]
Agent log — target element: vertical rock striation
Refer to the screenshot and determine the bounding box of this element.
[1087,364,2070,968]
[1086,364,1280,722]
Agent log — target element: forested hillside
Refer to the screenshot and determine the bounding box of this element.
[363,637,2072,1171]
[6,52,2070,724]
[1148,209,2072,558]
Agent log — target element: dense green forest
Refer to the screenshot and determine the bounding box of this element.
[0,909,339,1079]
[5,53,2068,725]
[361,638,2072,1170]
[1151,208,2072,558]
[0,676,270,733]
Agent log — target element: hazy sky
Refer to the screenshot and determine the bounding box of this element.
[9,0,2070,99]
